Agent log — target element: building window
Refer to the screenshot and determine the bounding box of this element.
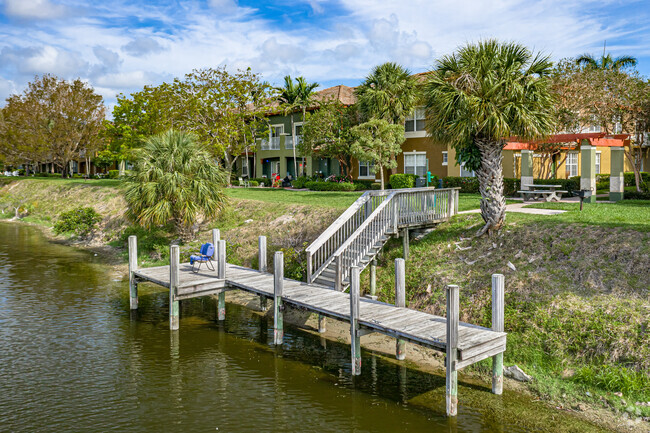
[405,107,426,132]
[595,152,601,174]
[442,151,448,166]
[586,116,601,133]
[566,152,578,177]
[404,152,427,177]
[359,160,375,178]
[270,124,283,149]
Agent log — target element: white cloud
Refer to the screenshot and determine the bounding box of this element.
[122,37,164,57]
[4,0,67,20]
[2,45,88,77]
[207,0,238,14]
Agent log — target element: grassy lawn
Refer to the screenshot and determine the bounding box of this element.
[225,188,363,209]
[520,200,650,231]
[0,176,123,188]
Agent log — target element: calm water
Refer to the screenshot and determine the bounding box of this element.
[0,223,603,432]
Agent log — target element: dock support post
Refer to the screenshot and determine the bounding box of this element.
[369,259,377,299]
[350,266,361,375]
[492,274,505,395]
[169,245,180,331]
[217,240,226,321]
[318,314,326,333]
[446,284,459,417]
[258,236,268,311]
[273,251,284,345]
[395,258,406,360]
[402,228,409,261]
[128,235,138,310]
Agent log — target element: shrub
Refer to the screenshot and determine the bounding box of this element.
[53,207,102,236]
[248,180,259,187]
[427,174,439,187]
[17,169,25,176]
[252,177,271,187]
[353,180,374,191]
[305,181,355,191]
[624,172,650,187]
[291,176,309,189]
[389,173,416,189]
[231,180,240,186]
[108,170,120,179]
[502,178,518,196]
[534,176,580,193]
[442,176,479,192]
[624,191,650,200]
[371,183,382,190]
[326,174,353,183]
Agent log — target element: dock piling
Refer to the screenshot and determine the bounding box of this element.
[217,240,226,321]
[395,258,406,360]
[273,251,284,345]
[446,284,459,416]
[212,229,220,252]
[369,259,377,299]
[259,236,268,311]
[402,228,409,260]
[350,266,361,375]
[492,274,505,395]
[169,245,180,330]
[128,235,138,310]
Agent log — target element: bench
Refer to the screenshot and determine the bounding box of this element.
[517,190,568,202]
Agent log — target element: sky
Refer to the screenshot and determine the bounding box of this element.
[1,0,650,115]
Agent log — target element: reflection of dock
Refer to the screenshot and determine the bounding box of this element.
[128,227,506,418]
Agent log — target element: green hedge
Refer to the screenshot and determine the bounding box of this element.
[389,173,417,189]
[533,176,581,193]
[108,170,120,179]
[624,172,650,186]
[305,181,356,191]
[624,191,650,200]
[291,177,309,189]
[442,176,479,193]
[249,180,259,187]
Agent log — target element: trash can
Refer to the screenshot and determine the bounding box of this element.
[415,178,426,188]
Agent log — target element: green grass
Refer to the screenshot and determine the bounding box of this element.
[0,176,123,188]
[226,188,363,209]
[456,193,519,212]
[519,200,650,231]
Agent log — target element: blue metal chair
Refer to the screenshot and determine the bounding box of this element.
[190,243,215,273]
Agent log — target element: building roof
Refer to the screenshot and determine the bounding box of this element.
[313,85,357,106]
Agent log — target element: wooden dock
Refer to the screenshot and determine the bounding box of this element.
[128,228,507,418]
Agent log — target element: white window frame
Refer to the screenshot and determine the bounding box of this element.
[595,151,601,175]
[442,151,448,166]
[358,160,375,179]
[403,151,427,177]
[566,152,578,177]
[404,107,427,138]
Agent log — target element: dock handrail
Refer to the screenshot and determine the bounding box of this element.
[332,191,397,290]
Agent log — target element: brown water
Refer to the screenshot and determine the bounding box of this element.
[0,223,607,432]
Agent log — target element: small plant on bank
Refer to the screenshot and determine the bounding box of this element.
[53,207,102,237]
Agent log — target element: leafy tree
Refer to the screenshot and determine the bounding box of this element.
[0,75,105,177]
[350,118,404,190]
[276,75,319,177]
[576,52,637,71]
[172,67,272,177]
[423,40,555,236]
[0,96,47,174]
[354,62,417,175]
[124,130,228,241]
[92,149,115,173]
[299,99,358,176]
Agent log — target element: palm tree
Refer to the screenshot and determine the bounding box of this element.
[276,76,319,178]
[355,62,417,175]
[576,53,637,70]
[124,129,227,241]
[423,40,555,236]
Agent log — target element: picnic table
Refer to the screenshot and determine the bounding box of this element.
[517,184,567,202]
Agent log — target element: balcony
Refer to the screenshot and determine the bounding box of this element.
[261,137,281,151]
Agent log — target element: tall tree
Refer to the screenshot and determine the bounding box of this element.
[299,99,358,177]
[124,130,227,241]
[350,118,404,190]
[0,75,105,177]
[354,62,417,174]
[424,40,555,236]
[576,51,637,71]
[276,75,319,177]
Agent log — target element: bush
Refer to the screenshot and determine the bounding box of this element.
[389,173,417,189]
[251,177,271,187]
[352,180,374,191]
[305,181,355,191]
[624,191,650,200]
[371,183,382,190]
[502,178,518,196]
[249,180,259,187]
[17,169,26,176]
[53,207,102,236]
[231,180,240,186]
[534,176,581,193]
[624,172,650,187]
[442,176,479,192]
[108,170,120,179]
[291,176,309,189]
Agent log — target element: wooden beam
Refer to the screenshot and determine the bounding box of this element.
[395,258,406,361]
[350,266,361,375]
[446,284,459,417]
[217,240,226,321]
[273,251,284,345]
[128,235,138,310]
[169,245,180,330]
[369,258,377,298]
[402,228,409,260]
[259,236,268,311]
[492,274,505,395]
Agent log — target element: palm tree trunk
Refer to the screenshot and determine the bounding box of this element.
[475,139,506,236]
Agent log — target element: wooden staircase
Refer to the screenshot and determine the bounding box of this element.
[306,187,459,291]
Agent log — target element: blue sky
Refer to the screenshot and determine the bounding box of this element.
[1,0,650,113]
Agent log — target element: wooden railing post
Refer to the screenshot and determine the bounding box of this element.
[350,266,361,375]
[259,236,268,311]
[128,235,138,310]
[335,255,342,292]
[212,229,220,256]
[169,244,180,331]
[448,190,453,219]
[402,228,409,261]
[273,251,284,345]
[446,284,459,416]
[306,251,313,283]
[217,240,226,321]
[369,258,377,299]
[395,258,406,360]
[492,274,505,395]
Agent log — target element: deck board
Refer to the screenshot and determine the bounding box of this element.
[134,262,505,359]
